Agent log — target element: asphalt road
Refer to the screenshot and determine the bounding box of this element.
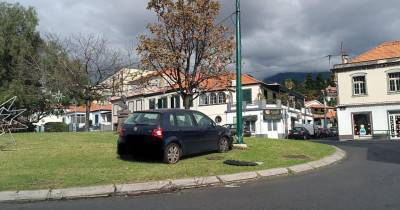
[3,140,400,210]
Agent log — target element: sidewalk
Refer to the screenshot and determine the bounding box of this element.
[0,146,346,203]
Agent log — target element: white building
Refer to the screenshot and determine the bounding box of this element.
[332,40,400,140]
[110,72,313,139]
[62,104,112,132]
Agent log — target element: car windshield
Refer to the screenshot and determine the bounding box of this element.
[124,112,161,126]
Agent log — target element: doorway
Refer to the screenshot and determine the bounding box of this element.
[388,111,400,140]
[352,113,372,139]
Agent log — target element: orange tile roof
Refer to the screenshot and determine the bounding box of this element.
[350,40,400,63]
[313,111,336,119]
[67,104,111,113]
[200,73,261,91]
[308,104,334,109]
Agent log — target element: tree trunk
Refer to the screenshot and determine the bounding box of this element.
[85,100,91,132]
[182,94,192,110]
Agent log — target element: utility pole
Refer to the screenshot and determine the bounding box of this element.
[235,0,244,145]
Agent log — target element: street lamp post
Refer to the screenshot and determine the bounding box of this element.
[235,0,244,144]
[321,90,327,129]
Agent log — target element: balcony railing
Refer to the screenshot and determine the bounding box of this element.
[227,99,309,114]
[227,99,282,111]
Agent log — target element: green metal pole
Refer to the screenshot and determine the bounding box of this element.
[235,0,243,144]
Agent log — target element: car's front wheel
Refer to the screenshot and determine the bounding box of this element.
[218,136,230,153]
[163,143,181,164]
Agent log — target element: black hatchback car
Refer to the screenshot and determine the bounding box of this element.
[288,127,311,140]
[117,109,233,164]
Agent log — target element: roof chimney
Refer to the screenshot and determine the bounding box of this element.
[342,54,350,64]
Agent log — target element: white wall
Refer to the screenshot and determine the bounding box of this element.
[336,66,400,105]
[337,104,400,140]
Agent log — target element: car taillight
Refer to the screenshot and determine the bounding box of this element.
[152,128,163,139]
[118,127,125,137]
[300,131,304,135]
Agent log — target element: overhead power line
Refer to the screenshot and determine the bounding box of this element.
[216,12,236,26]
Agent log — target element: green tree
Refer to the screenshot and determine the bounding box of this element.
[304,73,314,90]
[0,3,72,130]
[315,73,326,91]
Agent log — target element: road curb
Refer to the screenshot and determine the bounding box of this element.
[0,146,345,203]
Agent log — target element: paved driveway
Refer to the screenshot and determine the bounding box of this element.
[2,140,400,210]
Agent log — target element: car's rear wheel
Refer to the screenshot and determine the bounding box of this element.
[218,136,230,153]
[163,143,181,164]
[117,143,127,156]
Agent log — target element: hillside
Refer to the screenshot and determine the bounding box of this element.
[263,72,330,84]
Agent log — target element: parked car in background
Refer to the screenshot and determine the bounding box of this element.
[223,124,251,137]
[288,127,311,140]
[294,123,319,137]
[117,109,233,164]
[329,127,338,136]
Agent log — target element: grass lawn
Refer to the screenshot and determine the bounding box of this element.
[0,132,335,191]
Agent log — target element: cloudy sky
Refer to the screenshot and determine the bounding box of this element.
[8,0,400,79]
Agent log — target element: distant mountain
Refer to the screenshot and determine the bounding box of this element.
[263,72,331,84]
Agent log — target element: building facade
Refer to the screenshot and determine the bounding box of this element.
[63,104,112,132]
[332,40,400,140]
[305,100,336,129]
[110,73,313,139]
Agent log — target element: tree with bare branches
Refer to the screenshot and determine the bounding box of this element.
[137,0,234,109]
[52,34,124,131]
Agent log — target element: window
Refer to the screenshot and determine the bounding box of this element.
[175,113,194,127]
[210,93,217,104]
[128,102,134,112]
[267,120,278,131]
[124,112,160,125]
[94,114,99,125]
[388,72,400,92]
[199,94,209,105]
[353,76,366,95]
[168,114,176,127]
[171,95,180,108]
[135,100,142,111]
[218,92,226,104]
[112,104,121,116]
[102,113,111,123]
[71,114,86,124]
[242,89,252,103]
[272,120,278,131]
[267,120,272,131]
[193,112,213,127]
[157,97,168,109]
[149,99,156,110]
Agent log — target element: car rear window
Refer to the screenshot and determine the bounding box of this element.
[124,112,161,125]
[293,127,303,131]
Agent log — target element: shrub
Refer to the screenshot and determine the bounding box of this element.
[44,122,68,132]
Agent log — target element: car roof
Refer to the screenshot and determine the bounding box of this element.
[134,109,197,114]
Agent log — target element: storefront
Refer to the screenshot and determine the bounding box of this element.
[388,111,400,140]
[352,112,373,139]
